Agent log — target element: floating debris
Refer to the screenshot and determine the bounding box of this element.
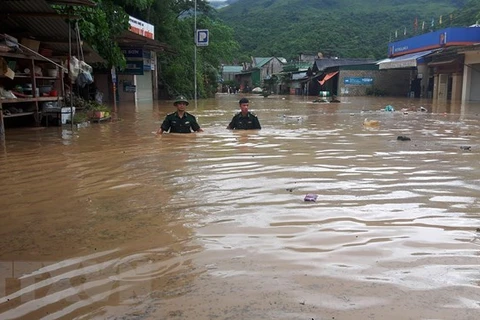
[363,118,380,127]
[460,146,471,151]
[384,105,395,112]
[397,136,411,141]
[282,115,302,121]
[304,194,318,202]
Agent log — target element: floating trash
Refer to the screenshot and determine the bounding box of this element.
[363,118,380,127]
[282,115,302,121]
[385,105,395,112]
[397,136,411,141]
[460,146,471,151]
[304,194,318,202]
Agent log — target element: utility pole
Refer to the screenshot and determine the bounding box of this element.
[194,0,197,110]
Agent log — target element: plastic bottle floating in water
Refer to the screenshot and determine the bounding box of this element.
[385,105,395,112]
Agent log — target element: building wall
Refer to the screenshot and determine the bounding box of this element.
[299,53,320,62]
[469,63,480,101]
[260,58,283,85]
[118,74,136,102]
[338,69,410,96]
[94,73,110,102]
[463,50,480,101]
[251,70,260,87]
[236,74,252,91]
[223,72,237,82]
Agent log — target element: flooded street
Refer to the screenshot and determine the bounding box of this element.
[1,94,480,320]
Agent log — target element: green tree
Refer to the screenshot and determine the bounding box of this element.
[58,0,130,68]
[152,1,239,98]
[61,0,240,98]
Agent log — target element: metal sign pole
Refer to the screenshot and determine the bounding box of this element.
[194,0,197,110]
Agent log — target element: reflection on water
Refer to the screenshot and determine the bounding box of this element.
[1,95,480,319]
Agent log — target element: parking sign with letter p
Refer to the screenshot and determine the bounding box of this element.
[196,29,209,46]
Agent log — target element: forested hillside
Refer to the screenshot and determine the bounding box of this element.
[217,0,477,59]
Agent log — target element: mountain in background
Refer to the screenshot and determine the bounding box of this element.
[216,0,476,60]
[209,0,239,9]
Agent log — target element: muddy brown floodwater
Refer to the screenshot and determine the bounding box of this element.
[1,94,480,320]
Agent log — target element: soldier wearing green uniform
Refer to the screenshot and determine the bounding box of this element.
[157,96,203,134]
[227,98,261,130]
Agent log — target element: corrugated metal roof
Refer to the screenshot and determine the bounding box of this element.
[0,0,79,42]
[117,31,170,54]
[0,0,103,63]
[313,58,376,71]
[222,66,243,73]
[292,72,308,80]
[253,57,273,67]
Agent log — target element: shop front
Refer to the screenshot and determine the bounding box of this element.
[95,16,168,104]
[379,26,480,101]
[461,46,480,102]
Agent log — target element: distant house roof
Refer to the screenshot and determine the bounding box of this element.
[313,58,376,72]
[253,57,273,67]
[292,72,308,80]
[222,66,243,73]
[282,62,311,72]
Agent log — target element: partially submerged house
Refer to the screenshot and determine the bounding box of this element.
[279,61,312,95]
[309,58,378,96]
[235,57,284,92]
[377,25,480,102]
[221,65,243,82]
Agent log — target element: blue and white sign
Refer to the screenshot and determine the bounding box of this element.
[196,29,209,46]
[344,77,374,85]
[121,48,143,58]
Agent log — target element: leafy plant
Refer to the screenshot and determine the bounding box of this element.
[72,112,89,124]
[65,94,110,111]
[55,0,129,68]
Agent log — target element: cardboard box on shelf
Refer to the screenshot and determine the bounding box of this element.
[20,38,40,52]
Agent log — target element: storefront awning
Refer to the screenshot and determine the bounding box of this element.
[117,31,172,54]
[428,59,457,66]
[318,71,338,85]
[377,50,435,69]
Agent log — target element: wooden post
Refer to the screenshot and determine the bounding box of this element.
[111,66,117,117]
[0,101,5,137]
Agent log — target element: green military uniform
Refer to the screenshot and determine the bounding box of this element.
[227,112,261,130]
[161,112,201,133]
